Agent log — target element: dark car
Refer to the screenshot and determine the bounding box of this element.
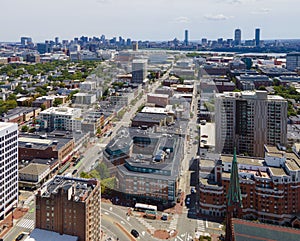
[72,169,78,175]
[131,229,139,238]
[15,233,25,241]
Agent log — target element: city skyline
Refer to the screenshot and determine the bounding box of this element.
[1,0,300,42]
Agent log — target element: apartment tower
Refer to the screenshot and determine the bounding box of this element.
[215,91,287,157]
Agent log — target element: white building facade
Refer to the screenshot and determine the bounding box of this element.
[0,122,18,220]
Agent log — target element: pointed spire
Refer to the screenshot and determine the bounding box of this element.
[227,147,242,207]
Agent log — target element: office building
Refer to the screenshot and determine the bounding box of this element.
[131,59,148,83]
[215,91,287,157]
[21,37,32,45]
[286,52,300,71]
[234,29,242,46]
[39,107,82,132]
[184,30,189,46]
[55,37,59,45]
[0,122,18,220]
[104,127,183,204]
[132,41,138,51]
[36,176,101,241]
[255,28,260,47]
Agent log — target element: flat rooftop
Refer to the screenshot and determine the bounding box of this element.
[221,155,264,167]
[19,163,49,176]
[40,107,81,116]
[39,176,98,202]
[25,228,78,241]
[19,134,73,151]
[0,122,17,131]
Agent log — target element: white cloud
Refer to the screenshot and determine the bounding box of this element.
[204,14,233,21]
[251,8,271,14]
[173,16,191,24]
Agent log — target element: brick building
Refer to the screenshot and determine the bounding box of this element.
[199,145,300,226]
[18,134,74,164]
[36,176,101,241]
[147,93,169,107]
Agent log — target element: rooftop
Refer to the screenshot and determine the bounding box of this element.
[232,218,300,241]
[221,155,264,167]
[19,163,49,176]
[0,122,17,131]
[19,134,73,151]
[25,228,78,241]
[39,175,98,202]
[40,107,81,116]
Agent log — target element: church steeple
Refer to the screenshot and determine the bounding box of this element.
[227,148,242,208]
[225,148,243,241]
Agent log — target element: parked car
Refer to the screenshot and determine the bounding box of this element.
[15,233,25,241]
[201,135,208,138]
[191,187,196,194]
[131,229,139,238]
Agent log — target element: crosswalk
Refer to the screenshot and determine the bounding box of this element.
[169,214,178,230]
[197,219,206,232]
[16,218,35,230]
[136,217,155,234]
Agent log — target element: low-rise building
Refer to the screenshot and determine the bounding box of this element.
[19,163,50,189]
[18,134,74,164]
[73,93,96,105]
[147,93,169,107]
[39,107,81,132]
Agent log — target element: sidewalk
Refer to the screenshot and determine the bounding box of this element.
[0,207,29,239]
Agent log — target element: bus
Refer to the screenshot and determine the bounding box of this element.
[134,203,157,212]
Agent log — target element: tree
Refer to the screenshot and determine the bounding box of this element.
[53,98,63,107]
[258,85,266,91]
[21,125,29,132]
[40,104,46,111]
[28,127,36,133]
[96,162,110,179]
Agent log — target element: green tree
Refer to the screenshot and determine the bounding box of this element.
[53,98,63,107]
[21,125,29,132]
[28,127,36,133]
[96,162,110,179]
[40,104,46,111]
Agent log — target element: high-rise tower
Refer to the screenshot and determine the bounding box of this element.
[255,28,260,47]
[0,122,18,221]
[234,29,241,46]
[184,30,189,46]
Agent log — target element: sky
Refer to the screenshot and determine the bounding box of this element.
[1,0,299,42]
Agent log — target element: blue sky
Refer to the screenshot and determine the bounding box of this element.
[1,0,298,42]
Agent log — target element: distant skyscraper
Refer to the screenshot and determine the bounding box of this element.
[126,38,132,46]
[255,28,260,47]
[55,37,59,45]
[132,41,138,51]
[234,28,242,46]
[21,37,32,45]
[0,122,18,221]
[184,30,189,45]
